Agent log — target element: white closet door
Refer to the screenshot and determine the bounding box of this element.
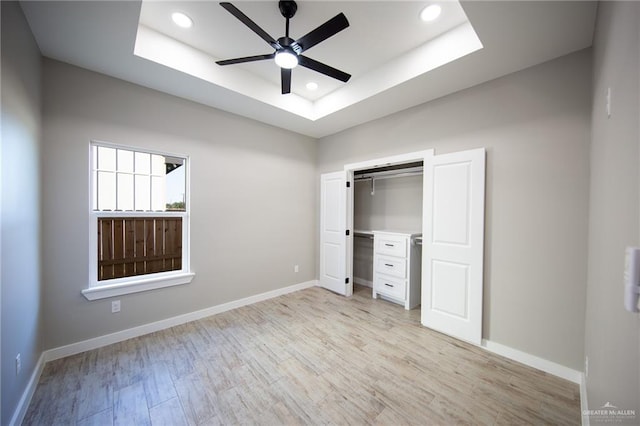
[422,148,485,345]
[320,171,349,295]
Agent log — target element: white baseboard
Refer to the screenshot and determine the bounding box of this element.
[580,373,589,426]
[44,280,317,362]
[354,277,373,288]
[481,339,582,384]
[10,352,46,426]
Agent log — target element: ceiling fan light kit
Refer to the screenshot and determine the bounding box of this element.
[216,1,351,95]
[275,50,298,69]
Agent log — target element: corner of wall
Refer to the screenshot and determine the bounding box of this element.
[1,1,45,424]
[581,373,590,426]
[584,0,640,419]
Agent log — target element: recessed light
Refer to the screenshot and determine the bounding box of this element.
[420,4,441,22]
[306,82,318,91]
[172,12,193,29]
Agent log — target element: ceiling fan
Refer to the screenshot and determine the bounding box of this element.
[216,1,351,95]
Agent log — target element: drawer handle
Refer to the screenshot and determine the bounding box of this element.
[384,263,394,267]
[384,243,395,247]
[384,283,394,287]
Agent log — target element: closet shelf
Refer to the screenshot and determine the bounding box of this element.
[354,229,374,239]
[354,230,422,244]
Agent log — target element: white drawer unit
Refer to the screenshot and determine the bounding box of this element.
[375,255,407,279]
[375,234,407,258]
[373,274,406,301]
[372,231,422,310]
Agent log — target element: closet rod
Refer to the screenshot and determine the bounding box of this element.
[354,169,423,182]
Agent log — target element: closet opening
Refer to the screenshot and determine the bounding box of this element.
[321,147,484,343]
[351,160,424,310]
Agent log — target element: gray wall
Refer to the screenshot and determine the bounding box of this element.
[585,1,640,421]
[354,176,423,232]
[41,60,317,349]
[1,2,44,424]
[318,49,592,371]
[353,176,423,283]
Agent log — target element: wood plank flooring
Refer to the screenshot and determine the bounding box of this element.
[23,285,580,425]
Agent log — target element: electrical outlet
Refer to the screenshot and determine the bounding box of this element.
[585,356,589,377]
[16,353,21,376]
[294,264,299,273]
[111,300,121,313]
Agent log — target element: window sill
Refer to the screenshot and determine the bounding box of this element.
[82,271,195,300]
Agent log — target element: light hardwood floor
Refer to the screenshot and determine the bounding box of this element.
[23,285,580,425]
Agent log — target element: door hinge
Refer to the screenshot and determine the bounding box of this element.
[345,278,350,284]
[346,181,351,188]
[346,229,350,236]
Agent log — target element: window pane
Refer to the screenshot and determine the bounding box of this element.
[135,152,150,174]
[134,175,150,211]
[92,145,98,171]
[166,164,186,211]
[97,217,183,281]
[151,176,165,211]
[97,171,116,210]
[117,173,134,211]
[118,149,134,173]
[97,146,116,171]
[92,171,98,210]
[93,145,186,212]
[151,154,165,176]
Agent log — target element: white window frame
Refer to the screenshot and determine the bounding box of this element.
[83,140,194,300]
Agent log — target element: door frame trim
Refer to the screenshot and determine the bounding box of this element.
[344,150,434,172]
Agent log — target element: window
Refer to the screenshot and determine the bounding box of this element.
[83,141,194,300]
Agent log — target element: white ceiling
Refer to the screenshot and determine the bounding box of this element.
[20,1,597,138]
[134,1,481,123]
[138,1,471,101]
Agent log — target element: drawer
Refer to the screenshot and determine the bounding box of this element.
[375,255,407,279]
[375,235,407,257]
[374,274,407,301]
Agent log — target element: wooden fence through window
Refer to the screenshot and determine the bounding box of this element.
[97,217,182,281]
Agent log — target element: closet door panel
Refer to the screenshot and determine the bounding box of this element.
[422,148,485,345]
[320,171,349,295]
[432,161,472,246]
[430,260,470,319]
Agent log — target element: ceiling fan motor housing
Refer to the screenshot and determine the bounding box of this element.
[278,36,302,54]
[279,1,298,19]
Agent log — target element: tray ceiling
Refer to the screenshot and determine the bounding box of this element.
[20,1,597,137]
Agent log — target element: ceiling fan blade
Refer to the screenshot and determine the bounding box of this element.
[220,2,280,49]
[216,53,275,66]
[294,13,349,53]
[281,68,292,94]
[298,55,351,82]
